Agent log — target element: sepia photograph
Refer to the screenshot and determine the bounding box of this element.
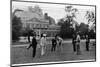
[11,0,96,66]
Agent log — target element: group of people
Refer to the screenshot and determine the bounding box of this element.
[26,33,63,58]
[72,32,90,55]
[26,32,90,58]
[51,35,63,52]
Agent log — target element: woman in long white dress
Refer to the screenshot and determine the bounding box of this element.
[76,33,81,55]
[40,34,47,56]
[57,36,63,53]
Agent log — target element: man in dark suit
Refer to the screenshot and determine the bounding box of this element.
[86,35,90,51]
[51,36,57,51]
[27,35,37,58]
[72,34,76,52]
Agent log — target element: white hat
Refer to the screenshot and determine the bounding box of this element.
[43,34,46,36]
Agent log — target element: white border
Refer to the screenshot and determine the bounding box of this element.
[11,59,95,66]
[11,0,96,67]
[1,0,100,67]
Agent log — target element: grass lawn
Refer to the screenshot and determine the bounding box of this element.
[11,42,30,45]
[11,42,96,65]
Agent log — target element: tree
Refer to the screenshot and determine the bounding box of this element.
[85,11,96,39]
[57,18,64,26]
[12,16,22,41]
[59,20,74,38]
[85,11,95,24]
[59,6,78,38]
[12,9,23,19]
[78,23,89,38]
[21,24,34,42]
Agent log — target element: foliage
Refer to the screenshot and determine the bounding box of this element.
[57,18,64,26]
[89,29,96,39]
[12,16,22,41]
[58,6,78,38]
[59,16,74,38]
[79,23,89,34]
[85,11,96,39]
[85,11,95,24]
[21,27,34,37]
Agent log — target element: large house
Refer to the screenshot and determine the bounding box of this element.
[14,5,60,37]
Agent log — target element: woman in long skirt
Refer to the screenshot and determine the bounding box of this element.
[40,34,47,56]
[57,36,63,53]
[76,33,81,55]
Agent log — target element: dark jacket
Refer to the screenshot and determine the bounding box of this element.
[52,39,57,45]
[31,37,37,47]
[86,37,90,43]
[72,36,76,44]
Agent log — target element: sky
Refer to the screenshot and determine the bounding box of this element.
[12,1,95,24]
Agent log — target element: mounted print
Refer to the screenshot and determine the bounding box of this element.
[11,0,96,66]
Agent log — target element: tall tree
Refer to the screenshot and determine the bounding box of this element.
[59,6,78,38]
[79,23,89,36]
[12,15,22,41]
[85,11,95,24]
[85,11,96,38]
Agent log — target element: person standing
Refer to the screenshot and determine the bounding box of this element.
[51,36,57,51]
[40,34,47,56]
[57,36,63,52]
[27,35,37,58]
[36,35,41,49]
[86,35,90,51]
[76,33,81,55]
[72,34,76,52]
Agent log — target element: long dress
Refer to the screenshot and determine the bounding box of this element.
[36,36,40,48]
[57,37,63,52]
[40,37,46,56]
[76,35,81,55]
